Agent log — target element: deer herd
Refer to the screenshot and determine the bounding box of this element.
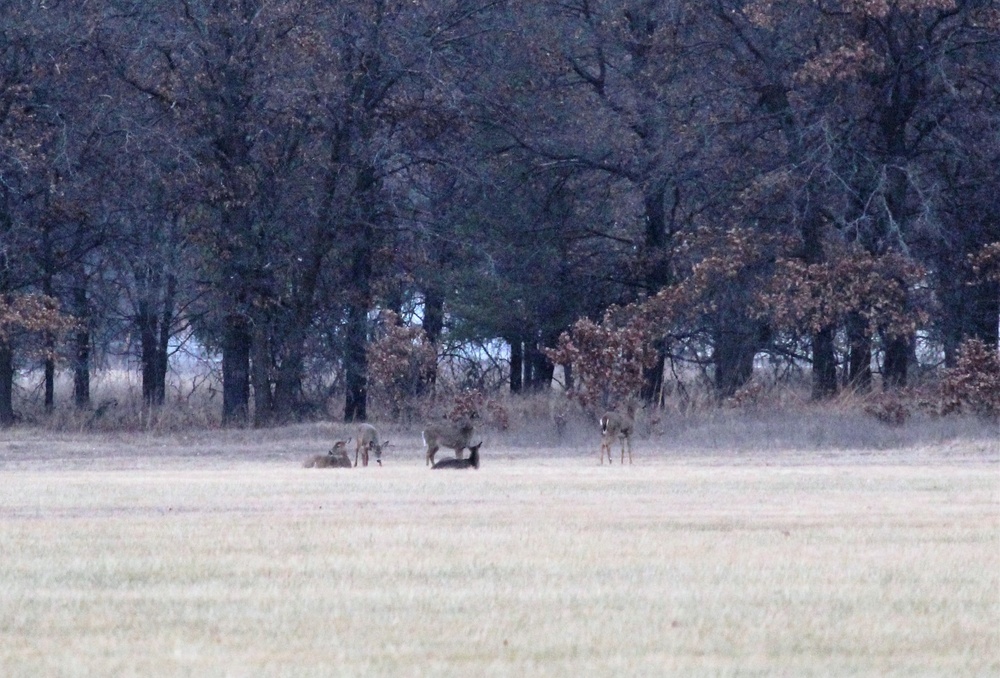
[302,405,637,470]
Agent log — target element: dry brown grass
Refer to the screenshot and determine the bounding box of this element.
[1,423,997,676]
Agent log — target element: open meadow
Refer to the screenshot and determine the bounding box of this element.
[1,414,998,677]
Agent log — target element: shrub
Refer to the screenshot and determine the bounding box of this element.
[939,339,1000,419]
[863,391,911,426]
[367,311,437,417]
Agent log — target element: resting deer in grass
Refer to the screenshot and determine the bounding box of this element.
[355,423,388,467]
[600,405,635,465]
[303,439,353,468]
[431,441,482,469]
[422,416,476,466]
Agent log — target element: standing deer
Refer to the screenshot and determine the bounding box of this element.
[431,441,483,469]
[303,439,353,468]
[422,416,476,466]
[599,407,635,465]
[355,423,388,467]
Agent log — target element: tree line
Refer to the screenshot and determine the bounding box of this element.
[1,1,998,427]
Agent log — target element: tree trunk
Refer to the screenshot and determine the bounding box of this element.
[43,338,55,413]
[508,338,523,394]
[712,324,759,398]
[154,271,176,406]
[0,339,14,427]
[524,340,538,390]
[971,281,1000,349]
[527,340,554,391]
[222,313,252,425]
[138,298,159,406]
[882,334,909,390]
[273,358,302,423]
[419,286,444,394]
[343,213,374,423]
[641,343,664,404]
[0,192,14,425]
[800,197,836,399]
[74,327,90,409]
[846,313,872,391]
[537,360,556,391]
[811,325,838,400]
[641,183,673,401]
[72,270,90,408]
[422,287,444,343]
[873,69,917,393]
[251,323,274,427]
[964,218,1000,350]
[273,324,307,423]
[42,222,55,412]
[940,254,1000,366]
[135,257,171,408]
[344,301,368,422]
[261,224,330,425]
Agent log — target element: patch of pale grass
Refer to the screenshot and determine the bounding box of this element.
[1,442,997,677]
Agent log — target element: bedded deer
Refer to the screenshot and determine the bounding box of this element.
[599,407,634,465]
[430,441,482,469]
[355,423,388,467]
[422,416,476,466]
[303,439,353,468]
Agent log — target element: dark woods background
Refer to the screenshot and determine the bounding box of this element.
[0,1,997,428]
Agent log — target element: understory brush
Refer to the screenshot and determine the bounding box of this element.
[8,370,997,458]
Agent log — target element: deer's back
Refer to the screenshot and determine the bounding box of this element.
[358,423,379,445]
[423,420,474,448]
[601,412,632,436]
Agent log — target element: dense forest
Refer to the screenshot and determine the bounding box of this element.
[0,1,998,428]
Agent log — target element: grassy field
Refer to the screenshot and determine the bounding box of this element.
[1,422,998,677]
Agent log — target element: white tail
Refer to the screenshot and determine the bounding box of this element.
[431,441,482,469]
[303,439,353,468]
[599,408,634,465]
[355,423,388,467]
[422,417,476,466]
